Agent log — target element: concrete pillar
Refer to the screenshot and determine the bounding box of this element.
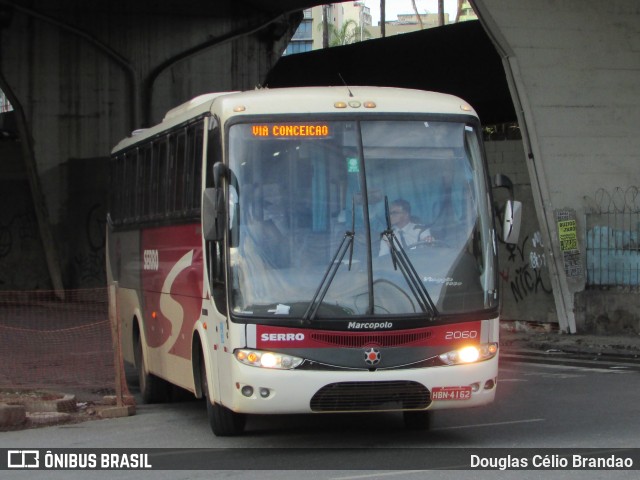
[473,0,640,332]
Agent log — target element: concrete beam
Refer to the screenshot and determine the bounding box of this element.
[0,0,300,289]
[0,71,65,296]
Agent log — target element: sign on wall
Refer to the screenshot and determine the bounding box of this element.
[556,209,583,278]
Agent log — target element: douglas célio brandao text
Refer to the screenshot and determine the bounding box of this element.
[470,453,634,470]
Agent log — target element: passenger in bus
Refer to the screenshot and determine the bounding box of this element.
[379,199,434,256]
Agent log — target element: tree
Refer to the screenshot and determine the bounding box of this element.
[318,19,371,47]
[322,5,330,49]
[411,0,424,29]
[455,0,464,22]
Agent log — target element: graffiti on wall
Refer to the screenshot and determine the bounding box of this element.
[0,202,107,288]
[0,208,46,289]
[0,212,39,259]
[584,186,640,287]
[500,231,553,303]
[72,203,106,285]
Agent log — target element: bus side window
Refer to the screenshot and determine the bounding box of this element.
[186,123,204,214]
[206,126,227,314]
[109,155,125,224]
[175,130,187,213]
[124,149,138,222]
[156,139,168,217]
[167,134,177,216]
[141,145,153,219]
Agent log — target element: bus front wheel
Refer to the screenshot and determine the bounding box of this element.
[200,358,246,436]
[206,401,246,437]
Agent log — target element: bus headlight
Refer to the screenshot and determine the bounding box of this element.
[234,349,304,369]
[438,343,498,366]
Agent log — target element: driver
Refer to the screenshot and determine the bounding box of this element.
[379,199,433,256]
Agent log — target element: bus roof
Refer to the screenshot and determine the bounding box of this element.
[111,86,477,154]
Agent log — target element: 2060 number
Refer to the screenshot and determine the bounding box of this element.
[445,330,478,340]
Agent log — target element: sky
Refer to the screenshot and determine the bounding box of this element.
[363,0,459,25]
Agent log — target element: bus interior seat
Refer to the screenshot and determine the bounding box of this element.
[245,219,289,269]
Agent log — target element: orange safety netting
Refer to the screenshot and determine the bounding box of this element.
[0,288,131,404]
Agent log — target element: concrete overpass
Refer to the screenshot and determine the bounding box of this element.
[0,0,639,334]
[0,0,309,294]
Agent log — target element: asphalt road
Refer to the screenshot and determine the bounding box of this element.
[2,352,640,479]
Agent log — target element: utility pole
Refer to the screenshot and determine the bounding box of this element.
[322,4,329,49]
[380,0,385,37]
[411,0,424,29]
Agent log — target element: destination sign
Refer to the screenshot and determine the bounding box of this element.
[251,123,330,138]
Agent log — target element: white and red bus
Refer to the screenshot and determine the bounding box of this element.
[107,86,521,436]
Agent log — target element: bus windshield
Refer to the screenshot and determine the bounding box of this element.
[226,119,496,320]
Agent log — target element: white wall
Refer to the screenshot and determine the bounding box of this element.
[474,0,640,332]
[486,140,557,324]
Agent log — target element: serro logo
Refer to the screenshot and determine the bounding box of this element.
[261,333,305,342]
[143,249,159,271]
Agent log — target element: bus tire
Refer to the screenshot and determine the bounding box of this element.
[207,401,246,437]
[200,357,246,436]
[134,332,171,404]
[403,410,431,431]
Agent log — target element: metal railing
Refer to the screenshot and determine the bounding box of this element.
[584,187,640,287]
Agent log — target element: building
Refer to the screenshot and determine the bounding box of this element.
[284,8,314,55]
[0,91,11,113]
[285,1,477,55]
[285,2,372,55]
[457,0,477,22]
[368,13,450,39]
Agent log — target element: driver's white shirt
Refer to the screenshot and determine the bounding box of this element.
[379,222,431,256]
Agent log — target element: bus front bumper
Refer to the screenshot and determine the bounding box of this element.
[220,354,499,415]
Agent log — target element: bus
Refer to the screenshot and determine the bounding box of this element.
[107,86,521,436]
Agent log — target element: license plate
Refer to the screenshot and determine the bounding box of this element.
[431,386,472,401]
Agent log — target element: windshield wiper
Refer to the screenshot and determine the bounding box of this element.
[381,197,438,318]
[302,199,356,321]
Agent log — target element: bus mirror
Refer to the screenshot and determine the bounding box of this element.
[503,200,522,244]
[203,187,225,241]
[213,162,227,189]
[493,174,514,199]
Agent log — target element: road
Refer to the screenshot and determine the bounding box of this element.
[2,350,640,479]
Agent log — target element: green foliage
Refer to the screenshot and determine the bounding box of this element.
[319,19,371,47]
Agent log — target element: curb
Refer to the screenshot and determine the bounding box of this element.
[27,412,72,426]
[103,395,136,406]
[99,395,137,418]
[0,391,137,429]
[98,405,136,419]
[0,404,75,428]
[0,404,27,428]
[500,332,640,359]
[23,393,77,413]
